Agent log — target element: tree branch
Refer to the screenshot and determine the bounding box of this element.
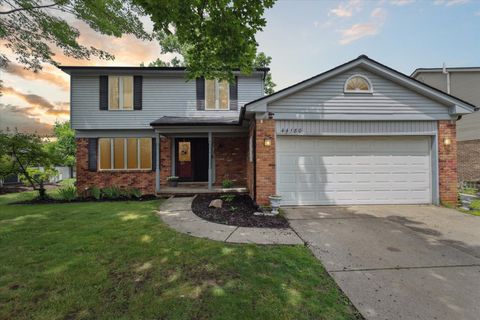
[0,2,62,15]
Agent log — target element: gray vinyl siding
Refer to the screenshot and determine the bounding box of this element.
[414,71,480,141]
[268,67,451,120]
[276,120,437,136]
[71,73,264,130]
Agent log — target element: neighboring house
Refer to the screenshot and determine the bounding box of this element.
[411,67,480,182]
[61,55,475,206]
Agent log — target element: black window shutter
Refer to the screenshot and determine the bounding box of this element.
[134,76,143,110]
[229,76,238,111]
[88,138,98,172]
[196,77,205,110]
[99,76,108,110]
[151,138,156,171]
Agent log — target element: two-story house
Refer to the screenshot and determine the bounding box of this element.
[412,67,480,182]
[61,55,475,206]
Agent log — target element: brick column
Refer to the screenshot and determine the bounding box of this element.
[160,137,172,185]
[255,119,276,205]
[438,121,458,206]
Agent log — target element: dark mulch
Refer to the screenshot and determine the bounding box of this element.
[12,195,158,205]
[191,194,289,228]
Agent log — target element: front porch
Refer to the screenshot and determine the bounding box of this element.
[156,182,248,196]
[151,116,251,194]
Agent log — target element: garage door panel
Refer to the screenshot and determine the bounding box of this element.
[277,136,432,205]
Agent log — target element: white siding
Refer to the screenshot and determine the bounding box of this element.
[268,67,451,120]
[71,73,264,129]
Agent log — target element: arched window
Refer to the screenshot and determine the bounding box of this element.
[344,75,372,93]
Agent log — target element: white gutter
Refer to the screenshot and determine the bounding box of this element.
[442,63,451,94]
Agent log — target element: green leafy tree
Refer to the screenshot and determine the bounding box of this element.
[0,0,149,71]
[254,52,276,94]
[134,0,275,80]
[0,154,17,189]
[0,131,55,199]
[48,121,76,168]
[1,0,275,80]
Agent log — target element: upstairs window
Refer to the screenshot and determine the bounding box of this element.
[98,137,151,170]
[344,75,372,93]
[205,79,229,110]
[109,76,133,110]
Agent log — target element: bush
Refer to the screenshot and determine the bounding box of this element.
[57,185,77,201]
[128,188,142,199]
[220,194,235,202]
[470,199,480,210]
[59,178,76,187]
[222,179,234,188]
[102,186,122,199]
[90,186,101,200]
[461,187,478,195]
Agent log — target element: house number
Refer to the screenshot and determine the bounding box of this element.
[281,128,303,134]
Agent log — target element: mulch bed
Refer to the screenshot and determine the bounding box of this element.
[12,195,157,205]
[191,194,289,228]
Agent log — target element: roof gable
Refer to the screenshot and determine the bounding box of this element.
[246,55,476,115]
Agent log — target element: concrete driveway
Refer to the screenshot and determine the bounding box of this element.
[284,205,480,320]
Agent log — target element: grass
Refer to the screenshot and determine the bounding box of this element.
[0,191,360,320]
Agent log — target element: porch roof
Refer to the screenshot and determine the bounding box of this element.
[150,116,240,126]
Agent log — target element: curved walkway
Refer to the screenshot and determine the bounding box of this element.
[157,196,303,245]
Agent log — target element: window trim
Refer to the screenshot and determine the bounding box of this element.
[204,79,230,110]
[344,74,373,94]
[98,137,152,171]
[108,76,134,110]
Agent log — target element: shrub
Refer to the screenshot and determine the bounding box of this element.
[59,178,76,187]
[102,186,122,199]
[461,187,478,196]
[90,186,101,200]
[222,179,234,188]
[57,185,77,201]
[128,188,142,199]
[220,194,235,202]
[470,199,480,210]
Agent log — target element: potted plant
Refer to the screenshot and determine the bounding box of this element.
[167,176,179,187]
[268,195,282,215]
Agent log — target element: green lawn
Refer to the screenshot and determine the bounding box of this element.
[0,192,360,320]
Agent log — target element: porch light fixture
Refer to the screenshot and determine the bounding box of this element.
[264,137,272,147]
[444,138,452,146]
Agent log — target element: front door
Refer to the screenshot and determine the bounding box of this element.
[175,138,209,182]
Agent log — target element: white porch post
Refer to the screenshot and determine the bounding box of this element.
[155,133,160,193]
[208,131,212,190]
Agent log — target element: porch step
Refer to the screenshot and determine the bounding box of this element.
[156,186,249,197]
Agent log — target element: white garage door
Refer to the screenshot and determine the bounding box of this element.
[276,136,432,205]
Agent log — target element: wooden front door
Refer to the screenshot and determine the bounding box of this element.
[175,138,209,182]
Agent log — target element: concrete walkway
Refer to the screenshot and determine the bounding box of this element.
[284,205,480,320]
[157,196,303,245]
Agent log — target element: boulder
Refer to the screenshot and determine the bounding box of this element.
[209,199,223,208]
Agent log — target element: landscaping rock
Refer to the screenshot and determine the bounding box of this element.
[209,199,223,208]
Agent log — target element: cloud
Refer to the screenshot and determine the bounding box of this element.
[390,0,415,6]
[475,11,480,16]
[338,8,386,45]
[0,104,53,135]
[434,0,469,6]
[4,63,69,91]
[329,0,362,18]
[2,87,69,116]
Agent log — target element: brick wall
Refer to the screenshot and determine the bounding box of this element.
[76,138,155,195]
[255,119,276,205]
[214,137,247,186]
[160,137,172,185]
[457,139,480,182]
[438,121,458,206]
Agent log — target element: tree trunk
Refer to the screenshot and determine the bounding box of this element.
[38,181,47,200]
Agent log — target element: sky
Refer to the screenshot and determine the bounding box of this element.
[1,0,480,135]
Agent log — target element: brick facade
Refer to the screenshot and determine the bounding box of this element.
[214,137,247,186]
[159,137,172,185]
[438,121,458,206]
[457,139,480,182]
[254,119,276,205]
[76,138,155,195]
[246,121,255,198]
